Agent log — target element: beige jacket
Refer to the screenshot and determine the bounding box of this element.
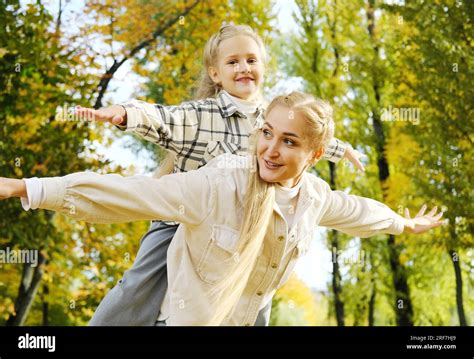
[32,154,405,326]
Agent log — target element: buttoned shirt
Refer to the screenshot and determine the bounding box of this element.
[26,154,405,326]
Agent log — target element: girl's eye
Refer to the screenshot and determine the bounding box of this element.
[263,129,272,137]
[248,58,257,64]
[284,139,295,146]
[228,60,237,65]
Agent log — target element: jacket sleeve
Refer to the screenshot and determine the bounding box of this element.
[317,180,405,237]
[118,98,210,154]
[33,168,215,225]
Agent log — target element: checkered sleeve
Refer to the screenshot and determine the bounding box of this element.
[118,99,211,154]
[321,137,347,162]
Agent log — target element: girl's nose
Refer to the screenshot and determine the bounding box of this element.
[239,60,251,73]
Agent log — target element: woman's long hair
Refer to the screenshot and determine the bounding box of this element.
[208,92,335,325]
[155,24,267,178]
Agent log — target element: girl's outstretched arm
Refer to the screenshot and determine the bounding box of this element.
[321,139,366,172]
[0,168,215,225]
[75,99,206,157]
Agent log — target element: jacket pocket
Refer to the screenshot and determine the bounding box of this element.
[197,225,241,285]
[276,239,309,289]
[199,140,242,167]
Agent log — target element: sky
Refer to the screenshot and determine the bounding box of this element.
[48,0,338,292]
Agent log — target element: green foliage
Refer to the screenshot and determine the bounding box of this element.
[278,0,473,326]
[0,0,471,326]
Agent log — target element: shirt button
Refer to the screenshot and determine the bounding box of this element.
[278,235,284,241]
[256,291,263,296]
[271,263,278,269]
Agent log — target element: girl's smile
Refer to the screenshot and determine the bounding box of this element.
[208,35,264,101]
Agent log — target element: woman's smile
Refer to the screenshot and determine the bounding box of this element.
[263,158,283,170]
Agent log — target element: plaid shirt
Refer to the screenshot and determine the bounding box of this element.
[120,91,346,173]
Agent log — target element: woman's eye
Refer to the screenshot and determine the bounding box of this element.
[263,129,272,137]
[284,139,295,146]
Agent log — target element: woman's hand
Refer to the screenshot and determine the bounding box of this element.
[403,205,444,234]
[75,105,127,125]
[344,147,366,172]
[0,178,27,200]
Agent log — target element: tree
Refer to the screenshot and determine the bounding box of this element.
[270,275,320,326]
[384,0,473,325]
[0,0,278,326]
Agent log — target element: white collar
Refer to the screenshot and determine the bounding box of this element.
[275,178,303,201]
[221,90,260,115]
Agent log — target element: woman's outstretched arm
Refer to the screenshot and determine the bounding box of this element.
[0,177,27,199]
[317,180,444,237]
[0,169,215,225]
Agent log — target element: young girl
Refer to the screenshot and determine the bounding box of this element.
[75,24,364,326]
[1,92,442,326]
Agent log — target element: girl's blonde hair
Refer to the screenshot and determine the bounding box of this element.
[209,92,335,325]
[155,24,267,178]
[195,23,267,99]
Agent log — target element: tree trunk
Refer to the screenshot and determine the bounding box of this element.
[448,246,467,326]
[387,235,413,325]
[6,1,202,327]
[368,275,376,326]
[353,262,368,326]
[329,162,345,326]
[6,251,46,326]
[366,0,413,326]
[42,284,49,326]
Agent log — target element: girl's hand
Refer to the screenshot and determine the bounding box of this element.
[0,178,27,200]
[344,147,366,172]
[403,205,445,234]
[75,105,126,125]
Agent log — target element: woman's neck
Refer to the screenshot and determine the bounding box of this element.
[277,172,304,189]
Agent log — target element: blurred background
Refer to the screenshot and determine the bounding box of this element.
[0,0,472,326]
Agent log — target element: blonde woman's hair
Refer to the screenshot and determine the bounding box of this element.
[209,92,335,325]
[155,24,267,178]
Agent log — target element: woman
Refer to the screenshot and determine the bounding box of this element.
[0,92,443,325]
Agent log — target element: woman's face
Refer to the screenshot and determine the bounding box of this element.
[257,105,323,188]
[208,35,264,101]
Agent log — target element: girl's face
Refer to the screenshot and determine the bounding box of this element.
[257,105,324,188]
[208,35,264,101]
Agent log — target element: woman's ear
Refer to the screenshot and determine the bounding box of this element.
[208,66,220,85]
[306,148,325,167]
[313,147,325,161]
